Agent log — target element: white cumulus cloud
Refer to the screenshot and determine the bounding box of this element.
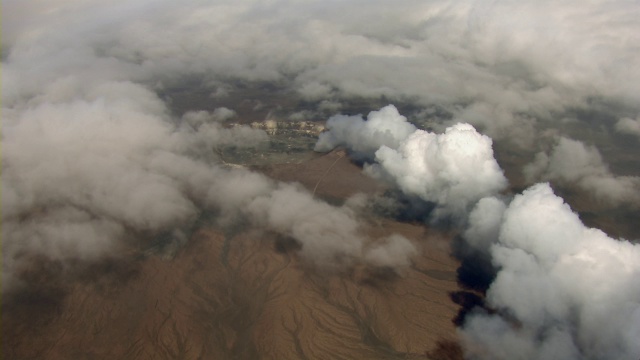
[616,116,640,139]
[369,122,508,217]
[461,183,640,360]
[314,104,417,158]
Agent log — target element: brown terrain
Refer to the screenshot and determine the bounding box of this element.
[3,151,465,360]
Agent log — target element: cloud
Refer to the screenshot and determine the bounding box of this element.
[364,234,418,268]
[3,96,196,231]
[316,105,507,218]
[314,104,417,158]
[3,93,417,289]
[368,122,508,217]
[4,23,422,287]
[247,183,365,265]
[454,102,538,148]
[616,116,640,139]
[460,183,640,360]
[523,137,640,206]
[2,84,413,292]
[211,107,237,122]
[7,0,640,144]
[1,82,268,288]
[3,99,414,289]
[181,110,268,151]
[3,2,640,358]
[463,196,507,253]
[246,183,416,268]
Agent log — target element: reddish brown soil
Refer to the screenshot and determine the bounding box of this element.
[3,151,464,360]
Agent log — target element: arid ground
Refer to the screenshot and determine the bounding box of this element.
[3,150,467,360]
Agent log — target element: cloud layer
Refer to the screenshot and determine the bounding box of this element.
[5,0,640,141]
[5,6,432,290]
[3,90,417,287]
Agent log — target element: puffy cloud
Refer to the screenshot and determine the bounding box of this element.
[616,116,640,139]
[211,107,237,122]
[369,123,508,217]
[3,87,414,292]
[246,183,417,268]
[463,196,507,253]
[3,99,413,289]
[454,102,538,148]
[461,183,640,360]
[4,30,421,290]
[181,110,268,150]
[3,97,195,230]
[1,83,270,288]
[314,104,417,158]
[523,137,640,206]
[364,234,418,268]
[3,92,416,288]
[316,106,507,218]
[246,183,365,265]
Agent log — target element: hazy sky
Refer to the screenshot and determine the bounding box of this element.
[3,1,640,359]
